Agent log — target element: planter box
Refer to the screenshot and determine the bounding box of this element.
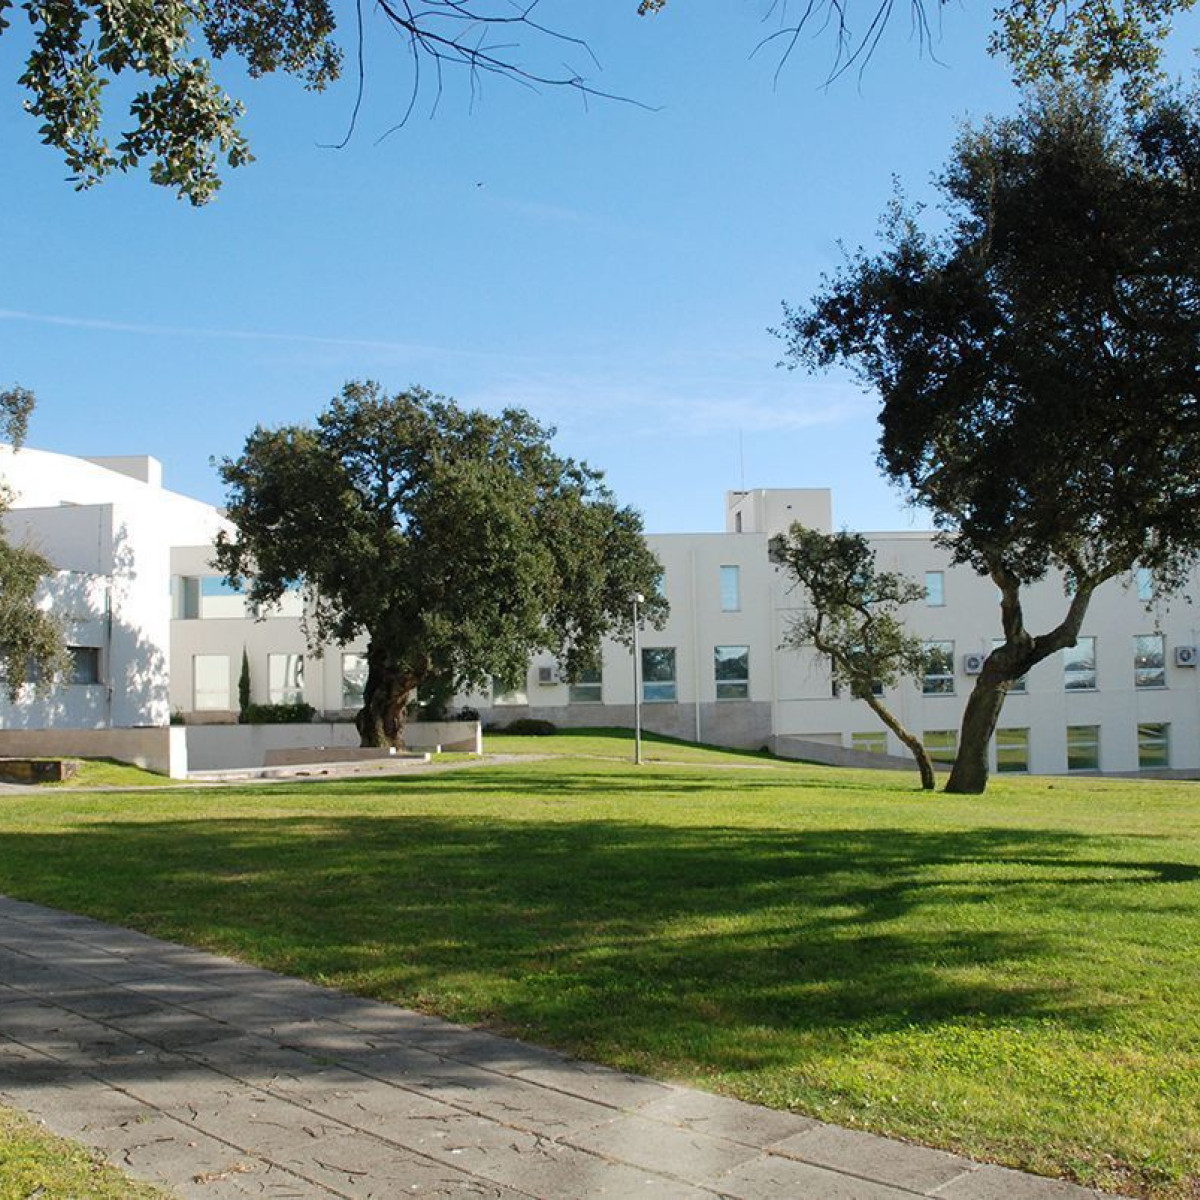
[0,758,80,784]
[404,720,482,754]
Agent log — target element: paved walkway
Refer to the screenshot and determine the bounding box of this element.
[0,894,1108,1200]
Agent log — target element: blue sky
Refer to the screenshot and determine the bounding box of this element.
[1,1,1195,534]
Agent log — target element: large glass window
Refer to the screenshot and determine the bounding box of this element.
[714,645,749,700]
[923,730,958,765]
[268,654,305,704]
[193,655,230,710]
[341,653,367,709]
[1136,567,1154,602]
[67,646,100,686]
[925,571,945,607]
[1138,723,1170,769]
[719,565,741,612]
[569,667,603,704]
[1063,637,1096,690]
[1067,725,1100,771]
[852,731,887,756]
[923,641,955,695]
[642,647,677,702]
[995,727,1029,773]
[1134,634,1166,688]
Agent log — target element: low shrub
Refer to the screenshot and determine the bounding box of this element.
[244,702,316,725]
[500,718,557,736]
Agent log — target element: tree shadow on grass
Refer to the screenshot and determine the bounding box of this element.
[0,813,1196,1077]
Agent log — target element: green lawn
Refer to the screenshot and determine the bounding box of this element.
[0,732,1197,1198]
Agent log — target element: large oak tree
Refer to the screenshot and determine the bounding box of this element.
[215,381,667,747]
[778,83,1200,793]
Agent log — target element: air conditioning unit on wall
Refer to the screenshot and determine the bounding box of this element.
[536,665,559,686]
[963,652,987,675]
[1175,645,1198,668]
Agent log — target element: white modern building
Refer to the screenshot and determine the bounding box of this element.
[3,445,1198,778]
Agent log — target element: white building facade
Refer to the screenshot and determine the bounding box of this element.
[3,446,1198,777]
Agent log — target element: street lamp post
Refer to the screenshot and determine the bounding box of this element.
[632,592,644,766]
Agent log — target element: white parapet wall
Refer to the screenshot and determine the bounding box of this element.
[0,727,186,778]
[403,721,483,754]
[184,722,362,771]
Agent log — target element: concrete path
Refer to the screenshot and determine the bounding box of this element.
[0,894,1109,1200]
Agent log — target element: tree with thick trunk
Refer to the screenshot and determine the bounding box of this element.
[770,524,936,791]
[779,83,1200,793]
[216,382,667,748]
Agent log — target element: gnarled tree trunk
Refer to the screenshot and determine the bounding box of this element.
[945,562,1107,794]
[356,645,419,748]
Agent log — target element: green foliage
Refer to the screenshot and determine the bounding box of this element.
[0,387,67,700]
[769,523,934,788]
[216,382,666,747]
[243,701,316,724]
[769,524,926,699]
[780,83,1200,790]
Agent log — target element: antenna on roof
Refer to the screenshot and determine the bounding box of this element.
[738,430,745,491]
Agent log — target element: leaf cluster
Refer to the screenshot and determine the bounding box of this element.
[215,381,667,697]
[780,83,1200,595]
[769,523,926,699]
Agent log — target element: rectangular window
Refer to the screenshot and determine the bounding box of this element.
[193,655,230,710]
[925,571,945,606]
[852,731,887,756]
[568,666,603,704]
[1137,567,1153,602]
[341,653,367,709]
[642,647,677,702]
[995,727,1029,773]
[268,653,305,704]
[923,730,958,765]
[992,639,1027,693]
[172,576,201,620]
[719,565,741,612]
[714,645,749,700]
[923,641,955,695]
[1063,637,1096,691]
[1138,723,1170,770]
[1067,724,1100,771]
[67,646,100,686]
[1134,634,1166,689]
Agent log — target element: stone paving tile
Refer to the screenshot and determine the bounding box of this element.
[563,1112,761,1181]
[424,1119,713,1199]
[770,1122,976,1193]
[931,1163,1105,1198]
[708,1152,919,1198]
[635,1089,818,1147]
[511,1058,675,1111]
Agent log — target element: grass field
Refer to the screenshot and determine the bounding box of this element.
[0,730,1197,1198]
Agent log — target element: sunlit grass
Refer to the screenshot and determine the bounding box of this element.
[0,734,1196,1197]
[0,1103,168,1198]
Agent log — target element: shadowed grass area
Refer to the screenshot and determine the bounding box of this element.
[0,740,1197,1197]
